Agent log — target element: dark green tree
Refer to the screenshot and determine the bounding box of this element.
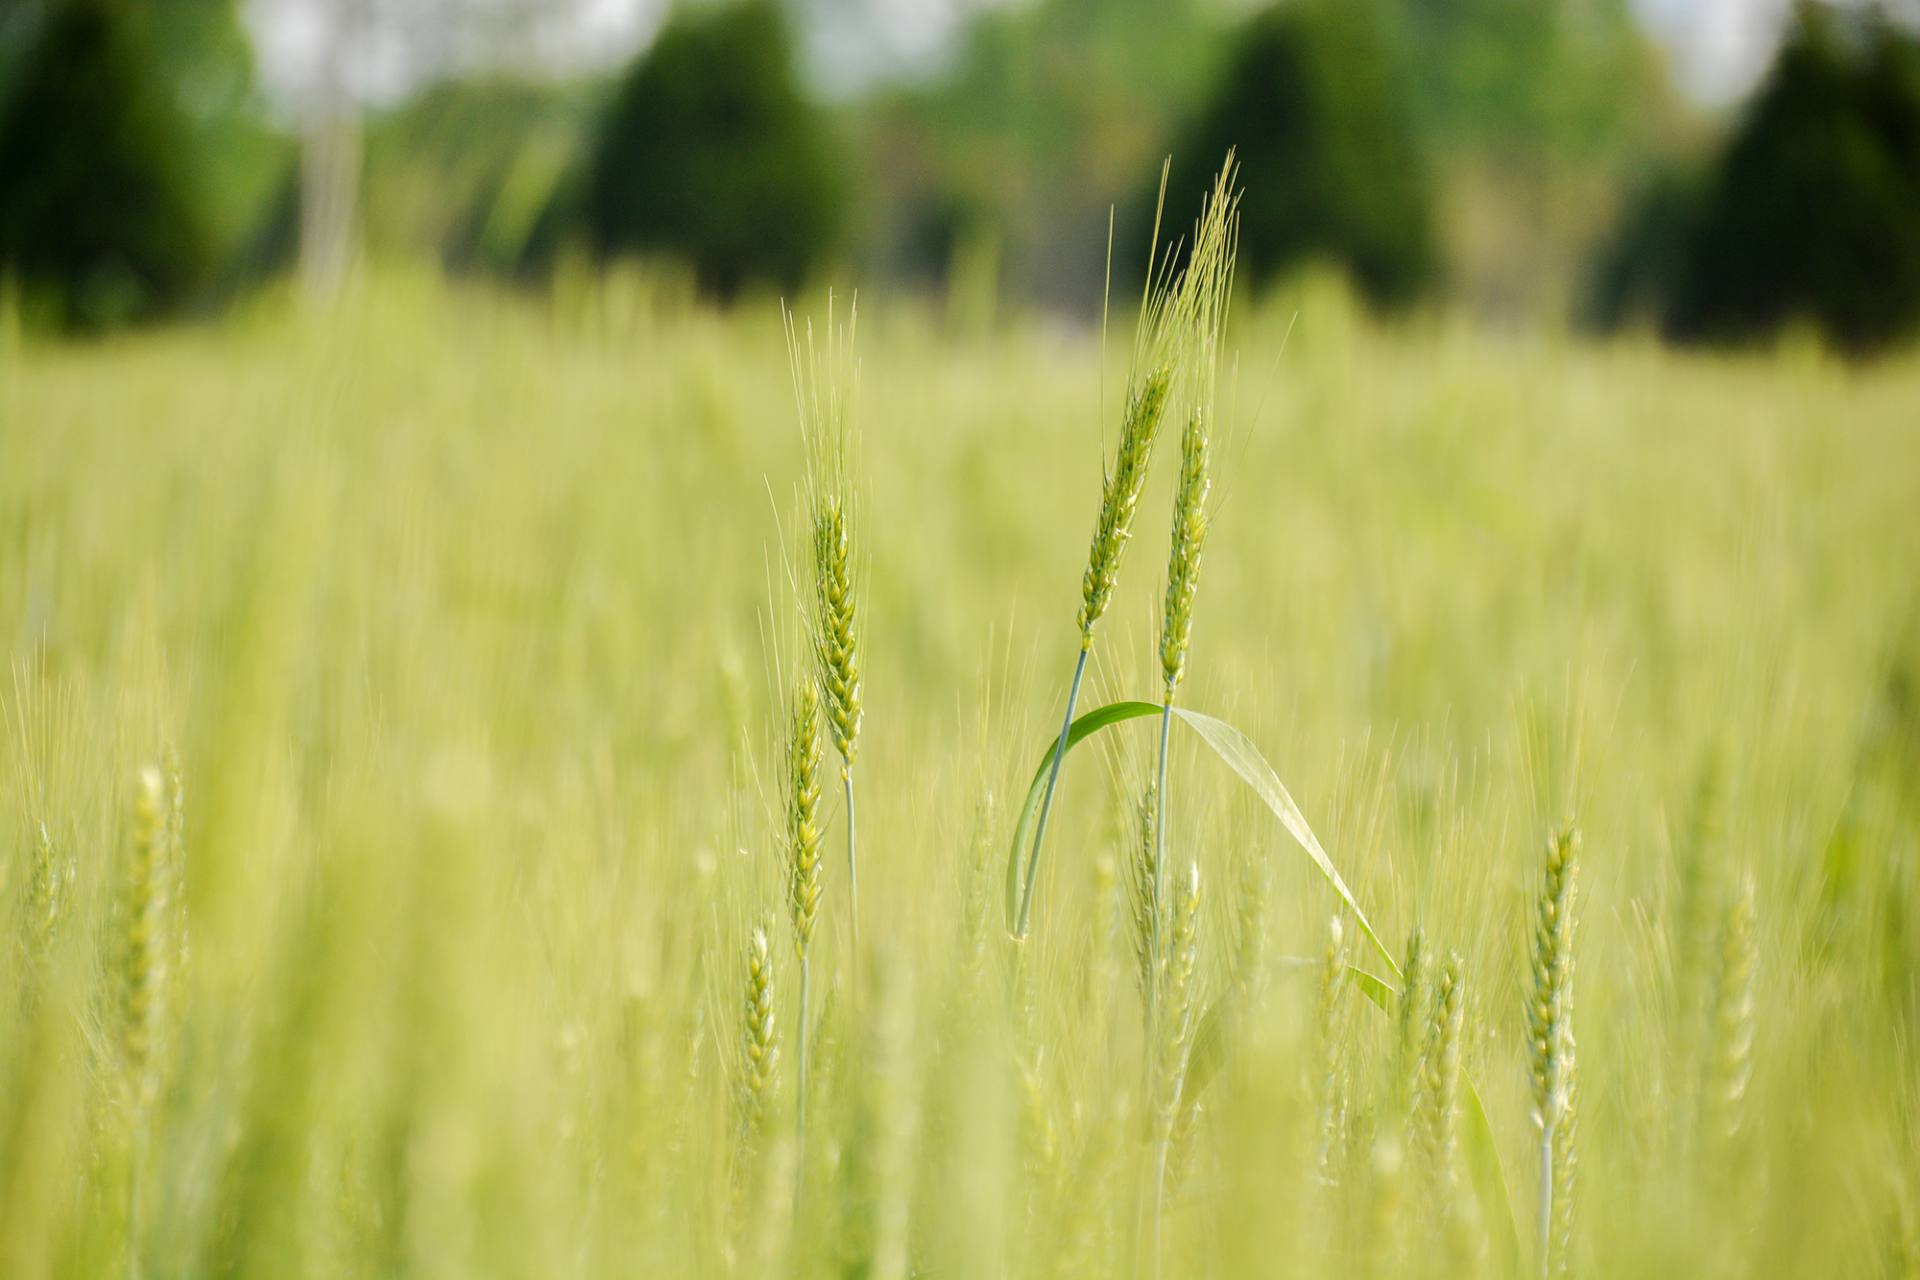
[0,0,221,329]
[1165,0,1436,306]
[583,0,846,298]
[1667,4,1920,353]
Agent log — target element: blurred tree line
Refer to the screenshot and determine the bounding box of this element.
[0,0,278,329]
[1593,3,1920,354]
[2,0,1918,352]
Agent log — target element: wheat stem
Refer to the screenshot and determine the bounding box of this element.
[843,766,858,950]
[1529,823,1579,1279]
[1151,701,1172,1024]
[785,678,823,1156]
[796,953,811,1158]
[1314,915,1349,1187]
[1014,645,1088,940]
[1149,861,1201,1280]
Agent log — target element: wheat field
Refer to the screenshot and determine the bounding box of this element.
[3,263,1919,1277]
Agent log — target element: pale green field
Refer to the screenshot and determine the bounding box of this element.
[2,271,1919,1277]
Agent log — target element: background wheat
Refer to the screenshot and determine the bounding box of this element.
[0,268,1917,1276]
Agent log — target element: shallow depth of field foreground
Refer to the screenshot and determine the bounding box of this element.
[4,272,1920,1278]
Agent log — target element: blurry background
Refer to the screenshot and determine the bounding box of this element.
[4,7,1920,1275]
[1,0,1918,351]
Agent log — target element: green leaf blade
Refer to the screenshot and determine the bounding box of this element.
[1169,707,1397,974]
[1004,699,1161,931]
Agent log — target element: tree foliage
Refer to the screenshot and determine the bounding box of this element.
[1648,3,1920,353]
[0,0,225,329]
[1166,0,1437,307]
[583,1,845,298]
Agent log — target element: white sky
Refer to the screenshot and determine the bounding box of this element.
[242,0,1859,110]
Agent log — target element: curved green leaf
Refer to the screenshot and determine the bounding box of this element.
[1004,700,1161,930]
[1001,699,1518,1265]
[1463,1068,1522,1275]
[1169,707,1396,974]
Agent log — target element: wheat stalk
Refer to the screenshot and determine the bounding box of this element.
[24,819,66,977]
[1229,844,1273,1005]
[1700,868,1757,1165]
[737,924,780,1158]
[784,677,824,1151]
[1139,172,1237,1093]
[1146,402,1212,1035]
[120,765,171,1113]
[1397,925,1431,1121]
[730,922,782,1254]
[1125,784,1161,1010]
[1013,155,1240,942]
[119,764,173,1280]
[1148,859,1202,1280]
[1529,822,1579,1279]
[1313,915,1350,1188]
[786,295,866,949]
[1421,951,1466,1196]
[1017,365,1170,942]
[1424,952,1483,1266]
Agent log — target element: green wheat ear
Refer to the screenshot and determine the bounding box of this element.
[1078,365,1173,644]
[1701,868,1757,1159]
[729,922,781,1257]
[786,293,865,944]
[1529,822,1580,1279]
[120,765,171,1112]
[25,819,67,975]
[1159,407,1211,695]
[1313,915,1350,1187]
[1126,784,1161,1006]
[1421,952,1466,1185]
[786,679,824,961]
[737,923,780,1156]
[1162,862,1203,1077]
[783,675,824,1151]
[1397,925,1432,1120]
[1424,952,1483,1266]
[811,496,861,767]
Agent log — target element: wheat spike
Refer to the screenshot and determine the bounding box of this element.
[810,497,862,771]
[1125,784,1162,1006]
[1421,953,1465,1185]
[786,680,824,961]
[784,676,824,1151]
[1313,915,1350,1187]
[120,766,171,1112]
[1160,861,1203,1103]
[1701,868,1757,1159]
[1079,367,1173,646]
[1149,860,1203,1280]
[1397,926,1432,1121]
[25,820,66,974]
[1528,822,1579,1279]
[737,924,780,1155]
